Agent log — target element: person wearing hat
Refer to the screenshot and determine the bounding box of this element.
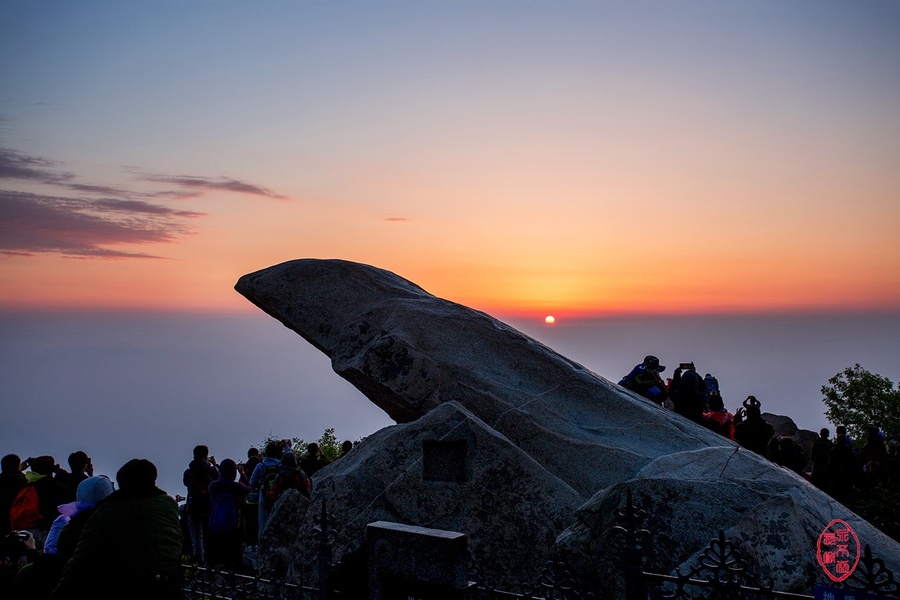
[44,475,115,558]
[618,355,669,405]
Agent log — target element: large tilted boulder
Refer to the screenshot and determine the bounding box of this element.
[236,259,900,595]
[235,259,730,500]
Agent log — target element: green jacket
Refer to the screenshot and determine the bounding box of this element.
[50,488,183,600]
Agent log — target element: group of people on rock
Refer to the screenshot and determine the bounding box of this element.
[1,438,353,599]
[619,355,743,440]
[619,354,900,507]
[809,424,899,506]
[182,439,350,572]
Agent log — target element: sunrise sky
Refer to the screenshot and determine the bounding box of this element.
[2,2,899,319]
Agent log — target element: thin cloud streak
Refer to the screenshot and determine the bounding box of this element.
[0,190,201,259]
[136,172,288,200]
[0,147,74,185]
[1,142,286,259]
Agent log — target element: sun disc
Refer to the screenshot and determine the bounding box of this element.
[544,315,556,324]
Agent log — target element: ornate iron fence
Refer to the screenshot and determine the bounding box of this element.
[183,495,899,599]
[183,565,313,599]
[467,552,594,599]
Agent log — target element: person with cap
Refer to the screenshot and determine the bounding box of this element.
[43,475,114,558]
[49,459,183,600]
[618,355,669,405]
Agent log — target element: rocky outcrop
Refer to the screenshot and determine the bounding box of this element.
[763,412,819,470]
[279,401,583,588]
[256,489,310,578]
[556,446,891,595]
[236,259,900,595]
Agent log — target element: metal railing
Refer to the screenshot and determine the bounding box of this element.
[182,494,898,599]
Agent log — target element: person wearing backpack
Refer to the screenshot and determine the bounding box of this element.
[268,452,311,503]
[0,455,27,536]
[248,442,283,542]
[701,393,735,439]
[182,445,219,564]
[206,459,250,570]
[618,355,668,405]
[10,456,66,549]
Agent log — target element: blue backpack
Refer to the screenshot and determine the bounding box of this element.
[208,492,238,534]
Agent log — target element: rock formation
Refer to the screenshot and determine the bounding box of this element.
[273,401,584,587]
[763,412,819,470]
[235,259,900,595]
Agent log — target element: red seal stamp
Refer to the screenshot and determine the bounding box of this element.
[816,519,860,582]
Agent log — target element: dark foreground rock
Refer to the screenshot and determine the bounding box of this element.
[236,258,900,595]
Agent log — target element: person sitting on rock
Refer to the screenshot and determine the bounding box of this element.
[733,396,775,457]
[618,355,668,405]
[701,393,734,439]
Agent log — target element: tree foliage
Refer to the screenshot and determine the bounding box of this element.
[821,364,900,442]
[259,428,359,463]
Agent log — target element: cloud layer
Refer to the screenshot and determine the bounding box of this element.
[0,145,283,258]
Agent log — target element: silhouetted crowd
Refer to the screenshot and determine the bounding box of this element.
[1,439,353,599]
[619,355,900,505]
